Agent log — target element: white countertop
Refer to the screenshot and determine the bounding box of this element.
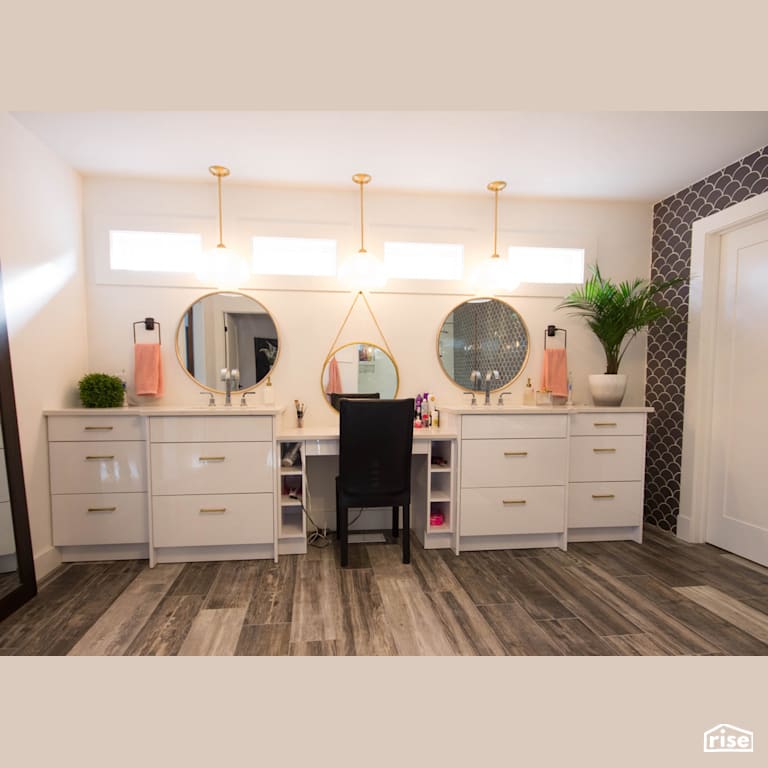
[44,405,286,416]
[439,404,654,414]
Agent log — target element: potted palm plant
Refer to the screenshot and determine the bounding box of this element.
[557,264,683,406]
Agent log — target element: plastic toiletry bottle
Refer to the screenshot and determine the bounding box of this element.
[430,395,439,428]
[422,392,430,427]
[523,377,535,406]
[263,375,274,405]
[567,371,574,405]
[120,369,128,406]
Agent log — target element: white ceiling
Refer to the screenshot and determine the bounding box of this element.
[12,111,768,201]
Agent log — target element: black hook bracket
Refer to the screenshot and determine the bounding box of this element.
[133,317,161,344]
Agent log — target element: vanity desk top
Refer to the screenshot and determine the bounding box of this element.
[276,425,456,440]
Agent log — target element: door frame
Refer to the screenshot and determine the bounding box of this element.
[678,190,768,543]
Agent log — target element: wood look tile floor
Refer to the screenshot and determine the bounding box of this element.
[3,525,768,656]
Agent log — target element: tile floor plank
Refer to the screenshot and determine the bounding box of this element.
[236,623,292,655]
[125,594,205,656]
[479,603,565,656]
[675,585,768,644]
[178,607,247,655]
[69,564,183,655]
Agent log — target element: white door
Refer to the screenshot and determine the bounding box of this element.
[706,216,768,565]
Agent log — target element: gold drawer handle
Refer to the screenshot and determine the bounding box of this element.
[85,455,115,460]
[503,499,527,505]
[199,456,226,462]
[592,448,616,453]
[504,451,528,457]
[200,507,227,514]
[591,494,616,499]
[87,506,117,512]
[84,426,114,431]
[593,422,617,427]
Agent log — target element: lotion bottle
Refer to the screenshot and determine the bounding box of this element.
[263,375,274,405]
[523,377,535,406]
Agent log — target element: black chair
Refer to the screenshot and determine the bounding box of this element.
[330,392,380,411]
[336,398,415,567]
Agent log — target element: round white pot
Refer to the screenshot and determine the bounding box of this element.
[588,374,627,407]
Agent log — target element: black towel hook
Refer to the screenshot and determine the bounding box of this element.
[544,324,567,349]
[133,317,161,344]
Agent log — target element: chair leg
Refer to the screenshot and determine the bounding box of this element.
[402,502,410,564]
[340,504,349,567]
[392,506,399,538]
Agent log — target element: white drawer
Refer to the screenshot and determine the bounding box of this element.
[462,414,567,440]
[150,442,273,495]
[568,482,643,528]
[460,486,565,536]
[48,414,145,442]
[412,440,430,455]
[152,493,274,547]
[150,415,272,443]
[49,441,147,494]
[52,493,148,545]
[461,438,567,488]
[570,413,645,436]
[569,436,645,482]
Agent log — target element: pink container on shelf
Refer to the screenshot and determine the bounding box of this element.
[429,511,444,527]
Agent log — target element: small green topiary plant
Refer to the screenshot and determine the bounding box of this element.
[78,373,125,408]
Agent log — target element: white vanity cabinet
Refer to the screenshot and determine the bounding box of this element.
[149,415,276,564]
[456,413,569,551]
[46,408,281,565]
[441,406,651,551]
[567,411,647,542]
[48,413,149,560]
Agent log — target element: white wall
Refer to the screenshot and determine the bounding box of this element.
[83,177,652,430]
[0,113,88,579]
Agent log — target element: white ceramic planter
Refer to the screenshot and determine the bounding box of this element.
[588,374,627,406]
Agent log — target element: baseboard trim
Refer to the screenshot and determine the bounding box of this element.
[675,514,703,543]
[34,545,62,583]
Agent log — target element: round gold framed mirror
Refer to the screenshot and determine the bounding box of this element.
[176,291,280,393]
[321,342,399,411]
[437,297,529,391]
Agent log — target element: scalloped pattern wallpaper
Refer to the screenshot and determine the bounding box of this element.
[645,145,768,531]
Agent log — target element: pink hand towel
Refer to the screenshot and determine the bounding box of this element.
[325,356,342,394]
[541,348,568,398]
[134,343,165,397]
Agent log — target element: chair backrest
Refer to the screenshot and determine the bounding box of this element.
[339,398,415,497]
[330,392,380,411]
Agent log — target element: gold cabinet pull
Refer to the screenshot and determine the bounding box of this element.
[591,494,616,499]
[84,426,114,431]
[592,448,616,453]
[87,506,117,512]
[503,451,528,457]
[593,422,617,427]
[198,456,226,462]
[502,499,527,505]
[85,455,115,460]
[200,507,227,514]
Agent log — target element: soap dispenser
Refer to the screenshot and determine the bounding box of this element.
[523,377,535,406]
[263,375,274,405]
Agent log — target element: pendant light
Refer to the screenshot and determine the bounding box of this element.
[469,180,519,295]
[338,173,387,290]
[195,165,249,289]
